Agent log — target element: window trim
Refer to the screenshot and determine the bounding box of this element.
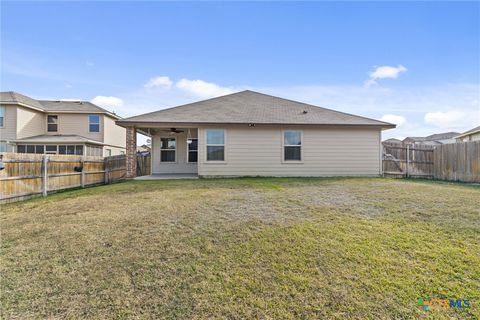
[88,114,101,133]
[47,114,58,132]
[282,130,303,163]
[0,106,5,128]
[205,129,226,163]
[160,136,177,163]
[186,138,198,164]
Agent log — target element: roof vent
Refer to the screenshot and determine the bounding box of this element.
[303,110,308,114]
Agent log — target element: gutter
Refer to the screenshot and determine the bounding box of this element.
[115,120,396,130]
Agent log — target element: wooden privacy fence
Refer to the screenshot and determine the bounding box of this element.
[0,153,134,203]
[383,141,480,183]
[433,141,480,183]
[383,143,435,178]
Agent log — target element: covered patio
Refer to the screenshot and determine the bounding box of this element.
[121,125,200,179]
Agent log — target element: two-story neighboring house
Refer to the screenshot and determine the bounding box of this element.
[0,91,126,156]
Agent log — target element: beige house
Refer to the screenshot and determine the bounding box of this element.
[117,90,395,178]
[0,91,126,156]
[455,126,480,142]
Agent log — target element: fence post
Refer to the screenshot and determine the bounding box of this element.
[406,144,410,178]
[81,156,85,188]
[42,154,48,196]
[104,157,109,184]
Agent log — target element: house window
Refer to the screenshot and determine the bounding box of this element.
[0,106,5,128]
[86,145,102,157]
[206,129,225,161]
[47,115,58,132]
[89,115,100,132]
[187,139,198,163]
[46,145,57,154]
[160,138,176,162]
[283,131,302,161]
[75,146,84,155]
[0,142,6,152]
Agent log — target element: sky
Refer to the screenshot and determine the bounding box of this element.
[1,1,479,143]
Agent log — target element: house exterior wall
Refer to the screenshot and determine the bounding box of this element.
[0,104,18,141]
[151,130,198,174]
[45,113,103,141]
[103,116,126,149]
[196,125,382,177]
[16,106,45,139]
[458,132,480,142]
[103,145,125,156]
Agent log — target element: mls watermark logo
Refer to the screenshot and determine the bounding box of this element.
[417,298,471,311]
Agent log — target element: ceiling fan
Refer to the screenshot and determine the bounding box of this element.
[161,128,184,134]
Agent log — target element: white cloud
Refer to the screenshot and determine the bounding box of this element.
[65,84,72,89]
[91,96,124,110]
[365,65,407,87]
[175,78,234,98]
[144,76,173,89]
[424,110,469,128]
[380,114,407,127]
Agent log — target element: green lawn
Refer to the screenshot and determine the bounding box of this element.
[1,178,479,319]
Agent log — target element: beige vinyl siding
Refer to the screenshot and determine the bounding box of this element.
[103,145,125,156]
[151,130,198,174]
[459,132,480,142]
[48,113,103,141]
[16,106,45,139]
[0,105,18,140]
[198,125,382,177]
[103,116,126,148]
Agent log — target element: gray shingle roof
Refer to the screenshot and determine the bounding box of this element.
[425,132,460,140]
[38,100,116,115]
[0,91,45,110]
[13,134,104,145]
[118,90,395,128]
[0,91,120,119]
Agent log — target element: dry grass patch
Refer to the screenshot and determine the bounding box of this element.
[1,177,479,319]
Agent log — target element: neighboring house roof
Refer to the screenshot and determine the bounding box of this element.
[403,137,426,142]
[13,134,104,145]
[117,90,395,128]
[403,132,460,144]
[0,91,121,119]
[38,100,120,118]
[455,126,480,139]
[425,132,460,140]
[0,91,45,111]
[383,138,402,144]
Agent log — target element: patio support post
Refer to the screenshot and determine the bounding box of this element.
[126,126,137,179]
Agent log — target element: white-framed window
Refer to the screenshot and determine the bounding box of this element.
[89,115,100,132]
[283,130,302,161]
[47,115,58,132]
[187,138,198,163]
[206,129,225,161]
[160,137,176,162]
[0,106,5,128]
[86,145,102,156]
